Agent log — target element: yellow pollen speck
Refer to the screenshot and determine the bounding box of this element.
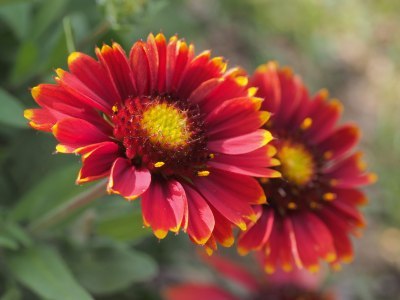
[154,161,165,168]
[208,153,215,159]
[323,193,336,201]
[265,264,275,274]
[282,263,292,272]
[287,202,297,209]
[112,105,118,113]
[141,102,191,149]
[324,151,333,159]
[330,179,339,186]
[300,117,313,130]
[260,177,269,184]
[197,170,210,177]
[310,201,318,209]
[277,142,315,186]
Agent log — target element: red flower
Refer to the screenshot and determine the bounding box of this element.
[164,255,334,300]
[237,62,376,273]
[24,33,278,246]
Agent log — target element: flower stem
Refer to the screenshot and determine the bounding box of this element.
[28,180,107,234]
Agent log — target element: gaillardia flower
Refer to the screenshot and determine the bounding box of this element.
[24,33,278,246]
[164,254,334,300]
[237,62,376,273]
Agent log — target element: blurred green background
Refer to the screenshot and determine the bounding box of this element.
[0,0,397,299]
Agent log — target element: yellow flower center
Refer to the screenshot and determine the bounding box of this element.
[277,142,315,186]
[141,103,191,149]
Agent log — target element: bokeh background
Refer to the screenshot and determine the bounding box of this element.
[0,0,397,299]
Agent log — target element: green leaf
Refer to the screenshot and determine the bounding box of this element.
[30,0,68,40]
[7,244,92,300]
[0,235,18,250]
[96,210,151,242]
[9,41,39,86]
[10,164,83,222]
[0,286,22,300]
[0,2,31,40]
[3,223,31,247]
[71,245,158,295]
[0,89,26,128]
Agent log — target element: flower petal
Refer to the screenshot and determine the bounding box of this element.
[183,184,215,245]
[194,170,262,230]
[238,208,274,255]
[96,43,136,100]
[53,117,110,153]
[76,142,120,184]
[205,96,270,139]
[68,51,120,106]
[164,284,238,300]
[141,178,187,239]
[208,129,273,155]
[107,157,151,200]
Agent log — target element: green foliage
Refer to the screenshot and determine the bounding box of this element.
[0,89,26,128]
[70,243,158,295]
[7,244,93,300]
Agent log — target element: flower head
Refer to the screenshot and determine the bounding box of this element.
[237,62,376,273]
[24,33,278,246]
[164,255,334,300]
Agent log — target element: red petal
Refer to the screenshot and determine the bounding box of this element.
[178,52,226,99]
[129,40,150,95]
[107,157,151,200]
[96,43,136,100]
[68,52,120,106]
[251,62,281,114]
[208,129,273,155]
[318,125,360,161]
[141,178,187,239]
[143,33,159,92]
[55,69,113,114]
[183,184,215,245]
[273,68,303,126]
[301,212,336,263]
[24,108,58,132]
[155,33,167,92]
[210,208,235,247]
[304,99,343,143]
[164,284,238,300]
[76,142,119,184]
[333,188,367,206]
[206,96,269,139]
[238,208,274,255]
[324,152,374,187]
[319,208,354,263]
[194,171,260,230]
[200,68,248,113]
[53,117,110,152]
[204,255,260,292]
[31,84,109,130]
[208,146,281,178]
[171,40,192,92]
